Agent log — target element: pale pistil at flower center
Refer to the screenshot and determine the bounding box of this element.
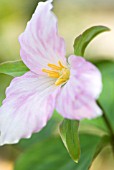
[42,61,70,86]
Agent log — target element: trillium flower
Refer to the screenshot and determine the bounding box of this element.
[0,0,102,145]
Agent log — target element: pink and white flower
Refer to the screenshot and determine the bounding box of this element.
[0,0,102,145]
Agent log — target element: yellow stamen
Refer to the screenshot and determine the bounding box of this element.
[48,63,62,70]
[42,61,70,86]
[55,68,70,85]
[42,69,60,78]
[48,73,60,78]
[42,69,57,74]
[58,61,65,68]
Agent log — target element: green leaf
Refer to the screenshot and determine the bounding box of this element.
[0,60,29,77]
[0,74,12,106]
[96,61,114,133]
[74,25,110,56]
[14,134,108,170]
[59,119,80,163]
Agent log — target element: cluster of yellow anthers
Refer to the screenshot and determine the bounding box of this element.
[42,61,70,86]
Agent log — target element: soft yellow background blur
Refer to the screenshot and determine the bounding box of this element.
[0,0,114,169]
[0,0,114,64]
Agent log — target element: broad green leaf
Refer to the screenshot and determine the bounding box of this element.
[0,74,12,106]
[14,134,109,170]
[59,119,80,163]
[96,61,114,133]
[74,26,110,56]
[0,60,29,77]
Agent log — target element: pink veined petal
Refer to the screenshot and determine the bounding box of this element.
[0,71,59,145]
[56,55,102,120]
[68,55,102,99]
[56,79,102,120]
[19,0,66,75]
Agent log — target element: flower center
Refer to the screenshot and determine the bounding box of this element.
[42,61,70,86]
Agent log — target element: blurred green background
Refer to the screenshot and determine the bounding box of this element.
[0,0,114,170]
[0,0,114,63]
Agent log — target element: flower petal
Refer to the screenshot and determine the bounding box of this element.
[68,55,102,99]
[0,71,58,145]
[56,55,102,120]
[56,80,102,120]
[19,0,66,75]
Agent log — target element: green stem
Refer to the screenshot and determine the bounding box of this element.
[97,101,114,154]
[97,101,114,136]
